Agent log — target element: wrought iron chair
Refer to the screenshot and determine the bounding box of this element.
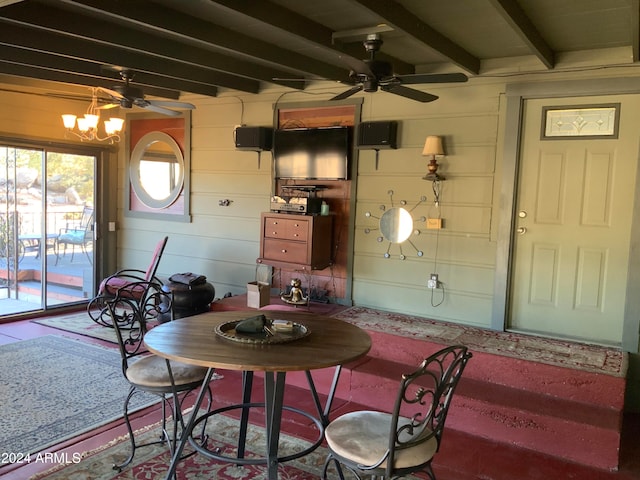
[88,236,168,327]
[322,345,472,480]
[55,206,94,265]
[105,286,212,473]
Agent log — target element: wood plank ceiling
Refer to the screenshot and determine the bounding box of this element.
[0,0,637,102]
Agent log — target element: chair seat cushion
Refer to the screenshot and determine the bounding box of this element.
[58,230,85,243]
[126,354,208,388]
[325,410,438,470]
[99,276,146,299]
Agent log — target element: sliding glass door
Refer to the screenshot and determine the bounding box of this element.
[0,145,96,315]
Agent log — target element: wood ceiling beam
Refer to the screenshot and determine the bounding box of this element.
[0,62,182,99]
[51,0,353,83]
[0,31,220,98]
[487,0,555,69]
[348,0,480,74]
[0,44,216,100]
[207,0,414,76]
[0,2,260,94]
[632,0,640,63]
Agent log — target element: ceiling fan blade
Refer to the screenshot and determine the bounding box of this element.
[382,84,438,103]
[147,100,195,110]
[97,103,120,110]
[337,54,375,77]
[137,101,182,116]
[396,72,468,85]
[330,85,363,101]
[97,86,125,99]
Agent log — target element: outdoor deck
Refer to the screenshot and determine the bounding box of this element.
[0,244,92,315]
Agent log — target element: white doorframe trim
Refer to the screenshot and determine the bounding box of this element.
[492,77,640,352]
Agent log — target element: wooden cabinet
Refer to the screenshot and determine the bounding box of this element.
[258,212,332,270]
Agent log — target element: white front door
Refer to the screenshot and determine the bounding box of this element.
[508,95,639,344]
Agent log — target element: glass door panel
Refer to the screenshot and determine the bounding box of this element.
[45,151,95,308]
[0,146,23,311]
[0,145,96,315]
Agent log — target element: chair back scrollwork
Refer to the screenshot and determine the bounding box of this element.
[387,345,472,477]
[322,344,472,480]
[105,284,173,375]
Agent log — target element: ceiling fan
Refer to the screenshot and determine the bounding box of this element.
[331,34,468,102]
[99,70,195,116]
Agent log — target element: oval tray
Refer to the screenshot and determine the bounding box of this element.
[215,318,310,344]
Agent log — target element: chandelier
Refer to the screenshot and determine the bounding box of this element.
[61,88,124,143]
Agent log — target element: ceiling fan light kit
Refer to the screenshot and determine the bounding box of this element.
[61,70,196,143]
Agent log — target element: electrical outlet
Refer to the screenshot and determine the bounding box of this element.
[427,273,440,289]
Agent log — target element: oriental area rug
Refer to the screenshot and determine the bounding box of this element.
[0,335,158,460]
[31,413,420,480]
[33,311,118,343]
[335,306,627,377]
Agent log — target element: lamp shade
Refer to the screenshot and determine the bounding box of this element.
[104,117,124,135]
[422,136,444,156]
[83,114,99,130]
[76,117,90,132]
[61,114,77,129]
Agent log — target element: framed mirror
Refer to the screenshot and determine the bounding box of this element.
[364,192,426,259]
[125,113,191,222]
[379,207,413,243]
[130,131,184,209]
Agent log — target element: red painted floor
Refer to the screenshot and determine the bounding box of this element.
[1,312,639,480]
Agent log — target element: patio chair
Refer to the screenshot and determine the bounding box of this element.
[87,236,168,327]
[322,345,472,480]
[104,288,211,473]
[55,206,94,265]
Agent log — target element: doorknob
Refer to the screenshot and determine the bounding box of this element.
[517,227,527,235]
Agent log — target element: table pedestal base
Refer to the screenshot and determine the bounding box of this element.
[164,367,342,480]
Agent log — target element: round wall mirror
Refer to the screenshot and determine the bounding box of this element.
[379,207,413,243]
[130,131,184,209]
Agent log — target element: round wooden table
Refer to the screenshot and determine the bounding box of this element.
[144,310,371,480]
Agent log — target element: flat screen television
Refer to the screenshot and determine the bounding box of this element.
[273,126,351,180]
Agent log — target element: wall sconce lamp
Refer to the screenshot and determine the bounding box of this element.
[422,135,445,181]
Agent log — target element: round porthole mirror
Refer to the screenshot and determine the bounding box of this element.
[379,207,414,243]
[129,132,184,209]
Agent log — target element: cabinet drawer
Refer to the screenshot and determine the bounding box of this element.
[262,238,307,264]
[263,217,309,241]
[264,218,284,239]
[286,219,309,241]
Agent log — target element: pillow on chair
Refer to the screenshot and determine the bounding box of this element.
[98,276,148,299]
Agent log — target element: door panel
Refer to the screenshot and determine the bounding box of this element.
[0,146,96,316]
[509,95,639,344]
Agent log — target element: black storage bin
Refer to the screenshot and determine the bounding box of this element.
[159,278,215,323]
